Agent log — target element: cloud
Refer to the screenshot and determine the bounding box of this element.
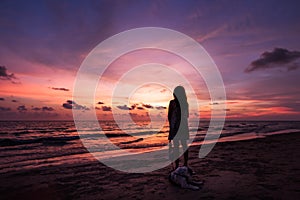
[0,66,19,83]
[0,66,16,80]
[66,100,75,104]
[32,107,41,111]
[116,103,164,111]
[131,104,138,110]
[0,98,4,101]
[32,106,54,112]
[51,87,69,91]
[102,106,112,112]
[142,104,154,109]
[62,103,72,109]
[117,105,132,110]
[97,101,104,104]
[155,106,167,110]
[74,104,89,111]
[12,100,18,103]
[62,100,89,110]
[17,105,27,112]
[42,106,54,111]
[245,48,300,73]
[0,107,11,111]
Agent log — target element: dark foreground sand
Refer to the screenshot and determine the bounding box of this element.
[1,132,299,200]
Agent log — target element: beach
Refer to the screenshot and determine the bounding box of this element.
[1,131,299,200]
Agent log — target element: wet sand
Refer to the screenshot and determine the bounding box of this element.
[1,132,299,200]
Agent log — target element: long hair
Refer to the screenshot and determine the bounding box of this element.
[173,86,188,112]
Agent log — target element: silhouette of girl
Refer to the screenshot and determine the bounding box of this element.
[168,86,189,169]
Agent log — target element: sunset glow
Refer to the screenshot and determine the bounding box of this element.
[0,1,299,121]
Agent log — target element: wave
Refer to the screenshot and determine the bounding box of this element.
[0,136,80,147]
[119,138,143,145]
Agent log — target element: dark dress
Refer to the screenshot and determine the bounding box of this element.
[168,99,189,141]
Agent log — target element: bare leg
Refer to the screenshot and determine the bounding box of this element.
[173,139,180,168]
[181,140,188,166]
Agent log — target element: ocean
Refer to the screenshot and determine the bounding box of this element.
[1,120,300,174]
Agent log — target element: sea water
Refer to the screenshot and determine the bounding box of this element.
[0,120,299,174]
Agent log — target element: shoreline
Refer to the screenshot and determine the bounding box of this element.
[1,131,299,199]
[86,128,300,163]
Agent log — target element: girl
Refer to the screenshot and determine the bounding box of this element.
[168,86,189,168]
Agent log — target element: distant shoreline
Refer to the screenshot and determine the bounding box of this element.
[1,120,300,122]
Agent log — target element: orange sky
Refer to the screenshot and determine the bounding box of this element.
[0,1,300,121]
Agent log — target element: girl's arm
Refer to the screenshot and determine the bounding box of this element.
[168,100,173,122]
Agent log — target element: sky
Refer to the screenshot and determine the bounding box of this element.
[0,0,300,121]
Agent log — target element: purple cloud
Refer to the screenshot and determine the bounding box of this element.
[32,107,41,111]
[42,106,54,111]
[51,87,69,91]
[131,104,137,110]
[62,103,72,109]
[102,106,112,112]
[245,48,300,73]
[117,105,132,110]
[62,100,89,110]
[0,66,16,80]
[142,104,154,109]
[66,100,75,104]
[0,107,11,111]
[17,105,27,112]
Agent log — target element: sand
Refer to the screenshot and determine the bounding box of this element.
[1,132,299,200]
